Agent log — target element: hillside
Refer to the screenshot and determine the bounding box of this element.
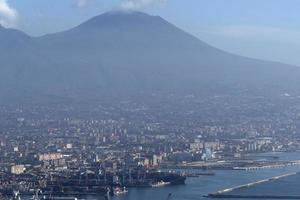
[0,11,300,101]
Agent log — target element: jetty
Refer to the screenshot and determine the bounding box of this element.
[206,172,299,199]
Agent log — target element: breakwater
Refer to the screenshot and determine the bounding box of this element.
[206,172,298,199]
[207,194,300,199]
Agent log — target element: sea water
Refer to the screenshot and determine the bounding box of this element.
[112,151,300,200]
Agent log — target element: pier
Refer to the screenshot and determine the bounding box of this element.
[163,160,300,171]
[233,160,300,170]
[206,172,299,199]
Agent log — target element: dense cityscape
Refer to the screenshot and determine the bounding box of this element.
[2,1,300,200]
[1,93,300,199]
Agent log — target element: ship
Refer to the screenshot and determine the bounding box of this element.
[147,172,186,185]
[123,171,186,187]
[151,181,170,187]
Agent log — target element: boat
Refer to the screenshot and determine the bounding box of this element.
[151,181,170,187]
[113,187,128,195]
[145,171,186,185]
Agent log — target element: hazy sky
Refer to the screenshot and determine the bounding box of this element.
[1,0,300,66]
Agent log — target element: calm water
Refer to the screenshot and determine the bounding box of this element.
[112,152,300,200]
[228,173,300,196]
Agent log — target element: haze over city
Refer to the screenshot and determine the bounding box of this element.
[1,1,300,200]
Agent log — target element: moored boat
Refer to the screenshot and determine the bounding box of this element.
[151,181,170,187]
[113,187,128,195]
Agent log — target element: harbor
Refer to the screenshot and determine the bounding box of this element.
[0,167,186,199]
[2,152,300,200]
[113,152,300,200]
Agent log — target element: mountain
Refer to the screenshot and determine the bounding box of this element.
[1,11,300,101]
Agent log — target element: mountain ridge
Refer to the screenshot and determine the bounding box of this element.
[0,11,300,101]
